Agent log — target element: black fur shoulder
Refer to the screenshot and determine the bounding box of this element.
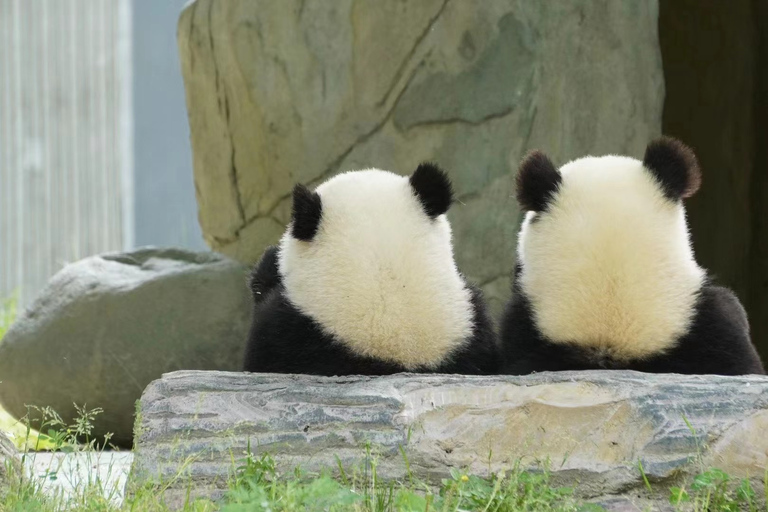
[248,245,281,305]
[650,285,764,375]
[703,285,751,335]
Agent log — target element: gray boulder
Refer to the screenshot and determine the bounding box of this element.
[0,248,251,447]
[178,0,664,315]
[133,370,768,506]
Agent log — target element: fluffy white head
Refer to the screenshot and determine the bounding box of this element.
[517,151,706,360]
[278,168,473,369]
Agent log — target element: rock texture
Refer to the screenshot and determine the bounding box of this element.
[178,0,664,314]
[133,370,768,506]
[0,248,251,447]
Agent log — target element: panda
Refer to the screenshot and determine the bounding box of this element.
[501,136,765,376]
[243,163,500,376]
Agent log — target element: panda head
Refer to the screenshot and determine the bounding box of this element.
[514,137,707,360]
[278,164,473,369]
[286,163,454,243]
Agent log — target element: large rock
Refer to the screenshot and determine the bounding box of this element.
[0,248,251,448]
[133,370,768,506]
[178,0,664,314]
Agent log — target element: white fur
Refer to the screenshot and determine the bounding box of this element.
[518,155,706,360]
[279,169,473,369]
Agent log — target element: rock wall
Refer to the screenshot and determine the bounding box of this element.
[178,0,663,314]
[132,370,768,507]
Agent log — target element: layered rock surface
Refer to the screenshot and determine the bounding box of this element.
[133,370,768,506]
[178,0,664,314]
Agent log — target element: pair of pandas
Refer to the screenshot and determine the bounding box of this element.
[243,137,765,377]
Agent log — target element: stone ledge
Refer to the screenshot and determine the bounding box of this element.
[131,370,768,505]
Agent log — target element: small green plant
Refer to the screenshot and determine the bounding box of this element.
[665,415,766,512]
[221,444,593,512]
[224,443,360,511]
[436,464,585,512]
[669,468,762,512]
[4,404,127,511]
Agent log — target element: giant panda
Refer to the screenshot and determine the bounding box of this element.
[501,137,765,376]
[243,163,499,376]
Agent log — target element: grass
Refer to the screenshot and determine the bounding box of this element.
[668,468,765,512]
[2,418,593,512]
[663,416,767,512]
[2,413,766,512]
[221,449,589,512]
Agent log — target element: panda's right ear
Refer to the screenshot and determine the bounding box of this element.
[516,150,562,212]
[410,162,454,218]
[642,136,701,201]
[290,184,322,241]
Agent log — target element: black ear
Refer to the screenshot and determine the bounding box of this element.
[409,162,453,218]
[516,150,561,212]
[642,136,701,200]
[290,184,322,241]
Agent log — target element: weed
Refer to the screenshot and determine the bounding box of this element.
[219,444,587,512]
[669,468,764,512]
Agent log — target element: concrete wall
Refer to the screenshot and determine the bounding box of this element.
[0,0,132,306]
[0,0,205,306]
[132,0,205,250]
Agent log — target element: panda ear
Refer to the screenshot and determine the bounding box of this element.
[409,162,454,218]
[642,136,701,200]
[290,184,322,241]
[516,150,562,212]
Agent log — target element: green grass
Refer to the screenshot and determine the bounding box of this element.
[222,450,588,512]
[3,421,766,512]
[2,427,591,512]
[0,409,765,512]
[668,468,765,512]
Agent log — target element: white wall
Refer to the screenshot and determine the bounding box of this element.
[0,0,133,305]
[132,0,204,250]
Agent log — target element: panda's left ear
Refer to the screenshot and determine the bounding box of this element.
[516,150,561,212]
[409,162,454,218]
[643,136,701,200]
[290,184,323,241]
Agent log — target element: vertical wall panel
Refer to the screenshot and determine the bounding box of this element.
[0,0,133,307]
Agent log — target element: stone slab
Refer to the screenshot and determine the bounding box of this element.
[132,370,768,505]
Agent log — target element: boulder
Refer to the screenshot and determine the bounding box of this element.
[178,0,664,315]
[133,370,768,506]
[0,248,251,448]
